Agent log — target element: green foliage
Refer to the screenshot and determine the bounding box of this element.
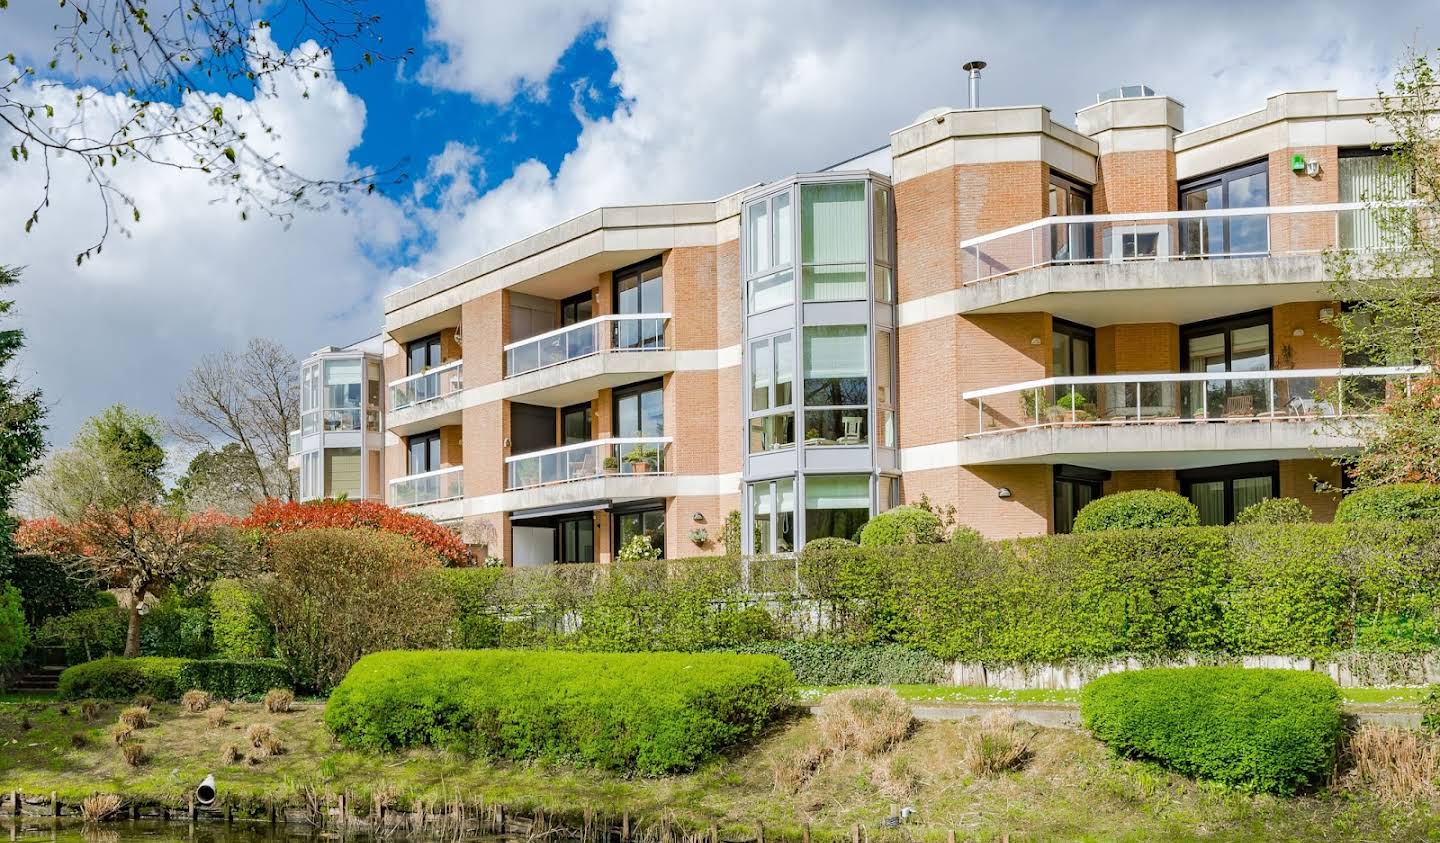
[38,603,125,663]
[1081,667,1343,794]
[209,578,271,659]
[324,650,794,775]
[858,506,944,547]
[1073,490,1200,533]
[261,528,451,693]
[433,567,506,649]
[1421,685,1440,733]
[2,553,99,628]
[720,510,742,558]
[140,590,212,658]
[725,641,947,685]
[57,655,289,700]
[0,267,46,515]
[617,534,661,562]
[0,584,27,673]
[1235,497,1314,525]
[57,656,187,700]
[1335,484,1440,523]
[173,658,291,699]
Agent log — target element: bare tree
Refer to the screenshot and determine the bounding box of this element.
[0,0,410,263]
[173,337,299,504]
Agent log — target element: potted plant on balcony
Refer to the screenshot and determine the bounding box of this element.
[624,443,659,473]
[602,455,620,473]
[1046,390,1095,425]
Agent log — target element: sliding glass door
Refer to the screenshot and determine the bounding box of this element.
[1179,161,1268,258]
[1181,311,1271,419]
[614,259,664,351]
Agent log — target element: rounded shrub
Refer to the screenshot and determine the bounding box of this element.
[0,585,28,674]
[1080,666,1342,794]
[58,656,291,700]
[1072,490,1200,533]
[1335,484,1440,523]
[1235,497,1313,525]
[858,506,944,547]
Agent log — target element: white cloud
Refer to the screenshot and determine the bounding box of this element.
[409,0,1430,278]
[2,32,407,447]
[419,0,613,104]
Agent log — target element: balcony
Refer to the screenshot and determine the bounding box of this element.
[932,203,1417,325]
[390,360,464,410]
[506,437,673,490]
[501,314,675,406]
[389,465,464,508]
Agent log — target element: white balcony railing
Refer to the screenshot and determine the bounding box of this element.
[506,437,673,490]
[960,202,1417,285]
[962,366,1429,436]
[389,465,464,507]
[504,313,671,378]
[389,360,464,411]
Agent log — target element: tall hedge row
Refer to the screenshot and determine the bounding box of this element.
[421,521,1440,664]
[325,650,794,775]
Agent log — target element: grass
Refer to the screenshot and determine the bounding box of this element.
[797,685,1427,707]
[2,698,1440,840]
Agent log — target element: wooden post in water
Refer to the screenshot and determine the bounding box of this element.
[187,793,196,822]
[50,792,58,817]
[10,791,18,817]
[622,810,630,841]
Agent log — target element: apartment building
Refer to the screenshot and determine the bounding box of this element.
[293,85,1428,564]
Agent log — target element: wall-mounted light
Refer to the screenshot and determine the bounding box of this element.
[997,487,1012,499]
[1029,337,1042,346]
[1292,328,1305,337]
[691,512,705,523]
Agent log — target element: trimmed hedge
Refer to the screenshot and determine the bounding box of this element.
[1073,490,1200,533]
[726,641,947,685]
[1080,666,1343,794]
[0,584,27,674]
[858,506,943,547]
[209,578,271,659]
[58,656,291,700]
[1336,484,1440,523]
[1235,497,1313,525]
[325,650,794,775]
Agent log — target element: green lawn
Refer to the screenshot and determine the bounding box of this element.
[2,697,1438,841]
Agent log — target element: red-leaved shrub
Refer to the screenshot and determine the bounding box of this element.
[242,499,468,566]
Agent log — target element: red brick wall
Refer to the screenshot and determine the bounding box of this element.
[1094,150,1177,214]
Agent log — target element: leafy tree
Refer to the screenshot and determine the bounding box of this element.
[20,405,245,656]
[170,443,270,515]
[1325,48,1440,486]
[0,1,410,263]
[172,338,300,506]
[0,265,45,591]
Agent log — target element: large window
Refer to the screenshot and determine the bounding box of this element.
[1181,310,1271,419]
[1180,161,1269,257]
[800,182,867,302]
[558,516,594,564]
[745,190,793,313]
[323,359,362,431]
[406,334,441,376]
[875,328,895,447]
[1054,465,1107,534]
[804,474,871,542]
[750,477,796,555]
[560,292,593,326]
[300,362,320,435]
[803,326,868,446]
[1052,319,1096,413]
[614,260,664,350]
[1049,172,1094,263]
[1179,462,1278,526]
[561,402,592,445]
[749,332,794,452]
[324,447,362,500]
[407,432,440,476]
[614,380,663,438]
[615,506,665,558]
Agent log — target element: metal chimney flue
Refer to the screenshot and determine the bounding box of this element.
[963,60,987,109]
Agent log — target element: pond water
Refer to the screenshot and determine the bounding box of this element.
[3,819,514,843]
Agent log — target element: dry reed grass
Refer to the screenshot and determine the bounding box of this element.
[206,705,228,727]
[108,723,132,745]
[959,710,1035,777]
[815,688,913,757]
[181,690,212,713]
[264,688,294,713]
[245,723,273,747]
[118,742,147,767]
[79,793,122,822]
[118,707,149,729]
[1341,723,1440,802]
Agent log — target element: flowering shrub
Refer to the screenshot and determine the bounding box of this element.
[242,499,469,566]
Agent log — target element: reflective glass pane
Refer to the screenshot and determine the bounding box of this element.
[803,325,868,406]
[751,482,774,555]
[804,409,868,447]
[1189,481,1227,526]
[774,333,793,407]
[1233,476,1274,518]
[751,338,772,412]
[749,414,794,452]
[804,474,870,542]
[749,269,793,313]
[801,182,865,264]
[802,264,867,301]
[745,200,770,276]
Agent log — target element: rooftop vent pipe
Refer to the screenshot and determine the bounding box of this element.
[963,60,987,108]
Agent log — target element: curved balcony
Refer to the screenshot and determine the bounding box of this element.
[387,360,465,435]
[947,366,1428,467]
[502,314,674,406]
[506,437,673,490]
[926,203,1420,326]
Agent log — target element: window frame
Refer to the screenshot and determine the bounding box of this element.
[1180,309,1273,373]
[1053,464,1109,534]
[612,500,666,559]
[612,378,665,439]
[406,333,442,376]
[1178,159,1270,257]
[1178,460,1280,525]
[747,330,796,454]
[743,187,797,315]
[559,291,594,327]
[406,431,441,476]
[799,180,869,304]
[748,477,796,555]
[801,324,870,448]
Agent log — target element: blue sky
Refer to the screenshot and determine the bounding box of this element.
[0,0,1435,450]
